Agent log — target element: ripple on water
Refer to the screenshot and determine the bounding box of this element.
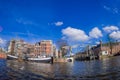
[1,56,120,80]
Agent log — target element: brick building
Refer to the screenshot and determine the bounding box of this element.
[8,39,54,57]
[34,40,53,56]
[8,39,34,56]
[92,41,120,56]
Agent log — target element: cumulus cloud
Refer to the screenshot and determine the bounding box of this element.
[103,26,119,33]
[89,27,103,38]
[109,31,120,40]
[55,21,63,26]
[62,27,89,42]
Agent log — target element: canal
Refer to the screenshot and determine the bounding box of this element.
[0,56,120,80]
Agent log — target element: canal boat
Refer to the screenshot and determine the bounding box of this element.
[7,54,52,63]
[7,54,18,60]
[27,56,52,63]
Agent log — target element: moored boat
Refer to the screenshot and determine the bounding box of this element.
[7,54,52,63]
[7,54,18,60]
[28,57,52,63]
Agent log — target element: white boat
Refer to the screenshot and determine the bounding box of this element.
[7,54,53,63]
[7,54,18,60]
[28,57,52,63]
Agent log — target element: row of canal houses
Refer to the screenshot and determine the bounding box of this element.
[6,39,74,62]
[92,41,120,56]
[75,40,120,60]
[7,39,60,58]
[7,39,69,59]
[7,39,120,60]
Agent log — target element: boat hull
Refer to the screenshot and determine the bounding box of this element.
[28,57,52,63]
[7,55,18,60]
[7,55,52,63]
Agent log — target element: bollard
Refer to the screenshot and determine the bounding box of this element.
[50,57,53,64]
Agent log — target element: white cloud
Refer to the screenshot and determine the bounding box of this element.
[109,31,120,40]
[72,44,80,48]
[0,38,6,44]
[89,27,103,38]
[55,21,63,26]
[103,5,111,11]
[113,8,119,14]
[96,41,100,44]
[16,18,38,26]
[62,27,89,42]
[103,5,119,14]
[11,32,40,37]
[61,36,66,40]
[103,26,119,33]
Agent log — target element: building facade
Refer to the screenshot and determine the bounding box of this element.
[34,40,53,56]
[8,40,16,54]
[8,39,34,56]
[92,41,120,56]
[8,39,54,57]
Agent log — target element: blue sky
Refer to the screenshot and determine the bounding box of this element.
[0,0,120,49]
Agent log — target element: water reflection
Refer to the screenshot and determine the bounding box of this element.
[0,59,8,80]
[1,56,120,79]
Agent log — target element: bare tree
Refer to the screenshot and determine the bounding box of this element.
[56,39,69,56]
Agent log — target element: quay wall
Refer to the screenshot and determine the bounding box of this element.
[53,57,74,62]
[53,58,67,62]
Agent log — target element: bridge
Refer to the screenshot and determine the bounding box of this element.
[66,57,74,62]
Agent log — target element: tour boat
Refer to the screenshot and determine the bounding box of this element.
[28,57,52,63]
[7,54,18,60]
[7,54,52,63]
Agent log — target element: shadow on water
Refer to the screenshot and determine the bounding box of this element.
[1,56,120,80]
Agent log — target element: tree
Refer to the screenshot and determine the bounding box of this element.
[56,39,69,56]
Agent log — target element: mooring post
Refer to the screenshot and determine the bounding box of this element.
[51,56,53,64]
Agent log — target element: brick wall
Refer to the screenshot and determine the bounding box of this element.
[92,43,120,55]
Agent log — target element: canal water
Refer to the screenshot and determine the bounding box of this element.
[0,56,120,80]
